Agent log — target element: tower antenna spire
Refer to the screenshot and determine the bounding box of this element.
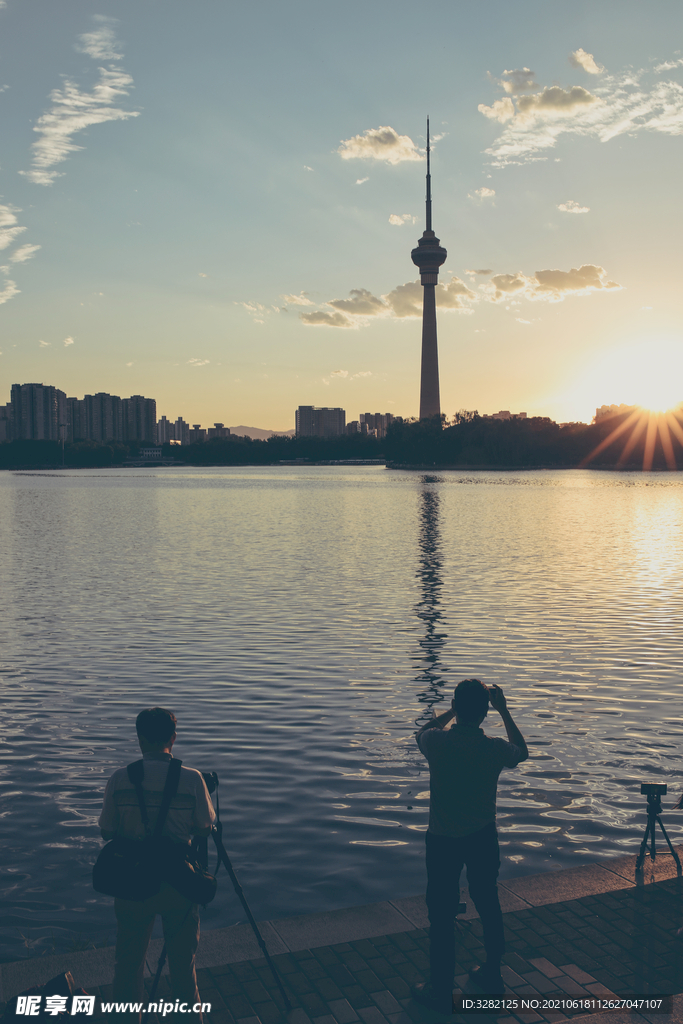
[426,116,432,232]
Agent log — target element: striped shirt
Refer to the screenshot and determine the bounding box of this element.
[99,752,215,844]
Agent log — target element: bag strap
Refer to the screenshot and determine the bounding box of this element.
[127,758,183,838]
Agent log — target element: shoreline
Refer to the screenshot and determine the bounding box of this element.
[2,846,681,1006]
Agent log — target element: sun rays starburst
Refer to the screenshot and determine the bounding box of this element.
[581,405,683,471]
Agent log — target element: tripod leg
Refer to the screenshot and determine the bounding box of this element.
[213,832,292,1013]
[636,818,653,871]
[656,816,682,872]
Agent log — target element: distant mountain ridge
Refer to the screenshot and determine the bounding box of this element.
[228,425,295,440]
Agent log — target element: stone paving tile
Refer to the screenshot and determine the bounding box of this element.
[5,877,683,1024]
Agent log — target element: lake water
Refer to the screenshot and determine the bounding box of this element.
[1,466,682,963]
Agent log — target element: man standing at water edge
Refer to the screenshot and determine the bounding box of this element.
[413,680,528,1010]
[99,708,215,1019]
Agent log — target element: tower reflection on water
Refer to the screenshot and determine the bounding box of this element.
[414,476,450,727]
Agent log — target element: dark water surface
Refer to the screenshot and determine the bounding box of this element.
[1,466,682,962]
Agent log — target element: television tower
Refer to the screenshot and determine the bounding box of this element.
[411,117,447,420]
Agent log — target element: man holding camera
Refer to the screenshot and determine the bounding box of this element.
[413,679,528,1011]
[99,708,215,1018]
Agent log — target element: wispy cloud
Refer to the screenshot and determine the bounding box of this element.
[63,336,74,346]
[300,310,355,328]
[338,126,422,164]
[479,60,683,167]
[39,339,50,347]
[466,268,493,276]
[0,203,27,251]
[569,49,604,75]
[281,292,314,306]
[328,288,387,315]
[10,243,41,263]
[75,16,123,61]
[0,279,19,305]
[468,187,496,201]
[482,264,621,302]
[356,177,369,185]
[388,213,417,225]
[187,358,210,367]
[322,368,373,384]
[558,200,590,213]
[21,55,139,185]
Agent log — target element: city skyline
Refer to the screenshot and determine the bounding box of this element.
[1,2,683,429]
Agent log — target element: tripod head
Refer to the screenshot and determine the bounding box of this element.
[642,782,667,816]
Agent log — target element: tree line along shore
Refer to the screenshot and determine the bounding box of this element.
[0,410,679,470]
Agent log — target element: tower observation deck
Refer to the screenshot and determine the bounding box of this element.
[411,117,447,421]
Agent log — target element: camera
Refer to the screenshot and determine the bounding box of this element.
[641,783,667,796]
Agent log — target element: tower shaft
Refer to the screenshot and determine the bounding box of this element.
[419,284,440,419]
[411,117,447,421]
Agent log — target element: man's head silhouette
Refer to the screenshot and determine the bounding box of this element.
[452,679,489,726]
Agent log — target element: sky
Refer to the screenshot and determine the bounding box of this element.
[1,0,683,430]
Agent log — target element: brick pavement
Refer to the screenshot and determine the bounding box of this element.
[75,874,683,1024]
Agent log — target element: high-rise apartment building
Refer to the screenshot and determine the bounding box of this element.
[295,406,346,437]
[174,417,190,445]
[10,383,67,441]
[207,423,230,439]
[122,395,157,443]
[0,403,12,442]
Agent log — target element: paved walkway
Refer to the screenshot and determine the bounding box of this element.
[2,850,683,1024]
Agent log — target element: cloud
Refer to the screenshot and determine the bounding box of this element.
[437,277,477,309]
[483,264,621,303]
[328,288,387,316]
[338,126,422,164]
[126,361,133,367]
[0,279,19,304]
[383,281,423,318]
[10,243,41,262]
[303,165,314,171]
[281,292,314,306]
[39,339,50,347]
[187,358,210,366]
[322,368,373,384]
[75,16,123,61]
[384,277,476,317]
[480,61,683,167]
[515,318,532,324]
[198,272,208,278]
[356,177,369,185]
[300,310,355,328]
[533,264,620,298]
[558,200,590,213]
[389,213,417,225]
[466,268,492,275]
[478,98,516,123]
[0,225,26,249]
[468,187,496,201]
[498,68,538,94]
[20,66,140,185]
[569,49,604,75]
[63,336,74,346]
[486,272,529,302]
[516,85,598,116]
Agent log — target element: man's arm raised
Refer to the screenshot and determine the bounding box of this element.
[489,684,528,762]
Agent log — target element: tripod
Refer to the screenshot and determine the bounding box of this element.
[143,773,292,1021]
[635,789,681,873]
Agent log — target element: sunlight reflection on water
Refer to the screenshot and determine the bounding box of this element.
[0,466,682,960]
